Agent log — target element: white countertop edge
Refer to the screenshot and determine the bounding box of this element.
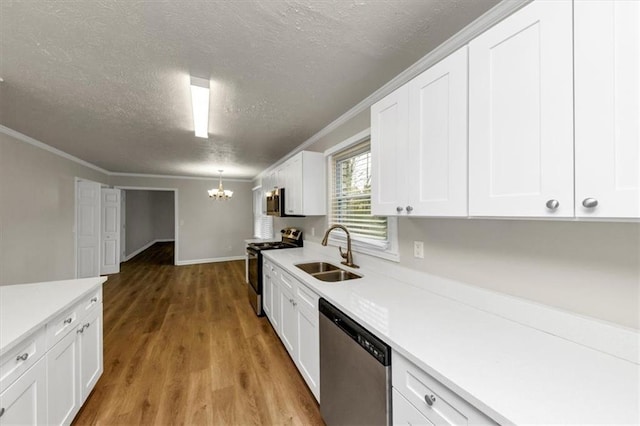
[0,276,107,356]
[301,241,639,364]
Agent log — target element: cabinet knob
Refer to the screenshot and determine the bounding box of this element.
[424,394,436,406]
[0,407,5,418]
[406,206,413,213]
[91,297,98,303]
[64,317,73,325]
[16,353,29,362]
[582,198,598,208]
[84,322,91,329]
[545,199,559,210]
[77,327,84,334]
[396,206,404,213]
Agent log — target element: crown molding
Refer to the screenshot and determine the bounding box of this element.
[109,172,252,182]
[256,0,531,179]
[0,125,252,182]
[0,124,111,175]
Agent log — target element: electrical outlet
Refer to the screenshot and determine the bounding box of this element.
[311,227,315,237]
[413,241,424,259]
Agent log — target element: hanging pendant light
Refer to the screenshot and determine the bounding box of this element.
[208,170,233,200]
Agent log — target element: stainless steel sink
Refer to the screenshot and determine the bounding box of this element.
[295,262,362,282]
[296,262,341,274]
[312,270,361,282]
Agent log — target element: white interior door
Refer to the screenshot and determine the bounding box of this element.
[120,190,126,261]
[100,188,121,275]
[76,180,101,278]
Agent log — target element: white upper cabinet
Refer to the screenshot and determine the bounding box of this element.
[372,47,468,217]
[407,47,468,216]
[371,85,409,216]
[283,151,326,216]
[468,0,574,217]
[574,0,640,218]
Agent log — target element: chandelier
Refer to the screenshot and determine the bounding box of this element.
[208,170,233,200]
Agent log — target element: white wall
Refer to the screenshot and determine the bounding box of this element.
[0,130,109,285]
[111,175,253,264]
[269,109,640,330]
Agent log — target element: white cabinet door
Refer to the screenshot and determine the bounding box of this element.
[77,307,103,404]
[263,264,272,319]
[0,357,47,426]
[279,285,297,357]
[47,330,80,425]
[296,301,320,401]
[408,46,468,217]
[371,84,409,216]
[468,0,574,217]
[392,389,431,426]
[286,155,303,215]
[575,0,640,218]
[270,270,281,333]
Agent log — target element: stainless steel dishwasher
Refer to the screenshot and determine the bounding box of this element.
[319,298,391,426]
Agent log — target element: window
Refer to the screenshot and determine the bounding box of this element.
[253,186,273,239]
[327,132,398,261]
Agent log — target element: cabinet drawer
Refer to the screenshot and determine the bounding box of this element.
[0,328,45,393]
[79,289,102,317]
[46,306,80,350]
[392,388,431,425]
[295,283,319,319]
[392,353,496,425]
[279,269,295,291]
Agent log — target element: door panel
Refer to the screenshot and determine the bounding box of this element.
[76,181,101,278]
[100,189,120,275]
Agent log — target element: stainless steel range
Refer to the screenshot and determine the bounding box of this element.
[246,228,303,316]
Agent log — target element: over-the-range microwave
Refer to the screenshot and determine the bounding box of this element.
[266,188,303,217]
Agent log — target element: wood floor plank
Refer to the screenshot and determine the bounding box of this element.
[73,242,324,425]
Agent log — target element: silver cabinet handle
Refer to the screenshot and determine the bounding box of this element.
[64,317,73,325]
[84,323,90,329]
[425,394,436,406]
[406,206,413,213]
[77,327,84,334]
[582,198,598,208]
[16,353,29,362]
[0,407,5,418]
[546,199,559,210]
[292,301,297,306]
[396,206,403,213]
[91,297,98,303]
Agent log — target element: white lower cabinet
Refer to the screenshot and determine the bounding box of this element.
[48,303,103,425]
[392,351,496,425]
[0,357,47,426]
[47,329,80,425]
[0,287,103,426]
[265,261,320,401]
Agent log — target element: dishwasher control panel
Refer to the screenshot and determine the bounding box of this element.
[358,335,388,364]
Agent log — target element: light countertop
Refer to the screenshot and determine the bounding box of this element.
[264,245,639,425]
[0,277,107,356]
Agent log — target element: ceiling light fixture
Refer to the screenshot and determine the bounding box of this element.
[208,170,233,200]
[190,76,210,138]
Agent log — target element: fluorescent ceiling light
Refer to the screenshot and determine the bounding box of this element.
[190,76,210,138]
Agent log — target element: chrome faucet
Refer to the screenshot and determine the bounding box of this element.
[321,224,359,269]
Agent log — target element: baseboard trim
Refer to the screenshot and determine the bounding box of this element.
[123,239,175,262]
[176,256,245,266]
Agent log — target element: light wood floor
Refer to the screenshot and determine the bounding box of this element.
[73,242,324,425]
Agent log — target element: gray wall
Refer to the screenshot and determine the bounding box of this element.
[124,190,175,258]
[152,191,175,240]
[270,111,640,330]
[111,175,253,263]
[0,131,109,285]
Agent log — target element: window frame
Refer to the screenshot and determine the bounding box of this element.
[324,128,399,262]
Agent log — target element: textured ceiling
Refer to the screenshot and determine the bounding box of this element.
[0,0,499,179]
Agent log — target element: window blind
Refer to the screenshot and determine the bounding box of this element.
[330,140,388,246]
